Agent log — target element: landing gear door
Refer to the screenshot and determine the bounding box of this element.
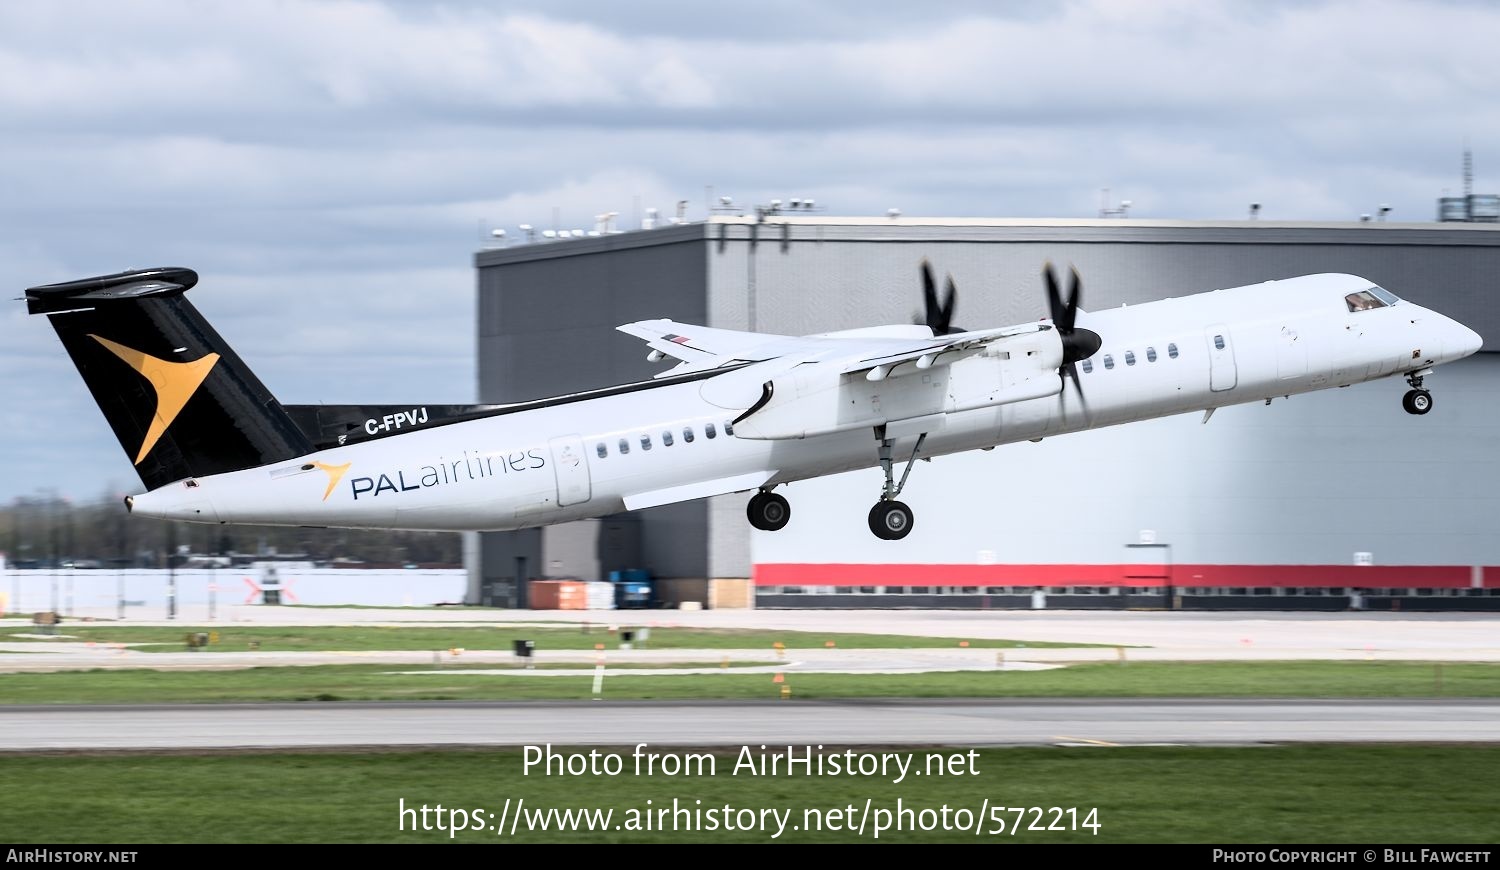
[1206,324,1238,392]
[548,435,592,507]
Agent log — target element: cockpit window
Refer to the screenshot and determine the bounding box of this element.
[1345,290,1389,312]
[1368,285,1401,306]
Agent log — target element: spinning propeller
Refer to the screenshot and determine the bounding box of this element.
[917,259,964,336]
[1043,262,1103,418]
[911,257,1102,418]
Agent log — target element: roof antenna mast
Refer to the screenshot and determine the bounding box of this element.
[1464,140,1473,199]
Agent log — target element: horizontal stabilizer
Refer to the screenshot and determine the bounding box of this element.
[26,267,199,314]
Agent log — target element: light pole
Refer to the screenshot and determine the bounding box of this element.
[47,490,59,614]
[165,522,177,620]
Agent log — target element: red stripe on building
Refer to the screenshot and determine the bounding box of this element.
[752,563,1488,589]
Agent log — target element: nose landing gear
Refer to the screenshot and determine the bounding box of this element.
[1402,370,1433,416]
[1402,389,1432,415]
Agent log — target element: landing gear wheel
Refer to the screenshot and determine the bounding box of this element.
[747,491,791,531]
[868,500,914,540]
[1402,389,1433,415]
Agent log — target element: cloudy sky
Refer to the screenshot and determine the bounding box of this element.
[2,0,1496,505]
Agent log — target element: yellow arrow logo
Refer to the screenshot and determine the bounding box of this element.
[310,461,352,500]
[90,335,220,465]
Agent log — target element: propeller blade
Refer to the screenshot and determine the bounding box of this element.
[921,260,940,331]
[1043,262,1086,335]
[1065,267,1083,333]
[1044,263,1067,328]
[941,274,956,328]
[936,273,959,334]
[1045,262,1098,424]
[918,259,962,335]
[1058,361,1091,425]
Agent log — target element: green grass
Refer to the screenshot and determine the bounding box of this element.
[2,745,1496,843]
[0,624,1099,652]
[0,661,1495,705]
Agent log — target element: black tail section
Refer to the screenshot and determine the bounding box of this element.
[283,404,502,451]
[26,267,314,490]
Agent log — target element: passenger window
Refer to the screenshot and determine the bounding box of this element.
[1146,347,1157,362]
[706,423,717,439]
[641,434,652,451]
[1081,359,1093,374]
[724,421,735,436]
[1125,350,1136,366]
[596,443,607,459]
[1213,334,1226,350]
[662,431,674,447]
[1103,354,1114,370]
[618,438,630,455]
[683,427,695,443]
[1168,343,1179,359]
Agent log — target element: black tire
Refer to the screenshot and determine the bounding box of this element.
[868,500,914,540]
[747,491,791,531]
[1402,389,1433,416]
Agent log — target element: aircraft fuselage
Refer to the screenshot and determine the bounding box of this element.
[126,273,1481,531]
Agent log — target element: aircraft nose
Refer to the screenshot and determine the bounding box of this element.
[1448,320,1483,360]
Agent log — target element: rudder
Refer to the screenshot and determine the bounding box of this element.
[26,267,313,490]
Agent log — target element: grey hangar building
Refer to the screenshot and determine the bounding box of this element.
[468,217,1500,611]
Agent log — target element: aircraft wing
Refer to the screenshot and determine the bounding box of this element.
[837,323,1052,381]
[617,319,821,377]
[620,319,1056,380]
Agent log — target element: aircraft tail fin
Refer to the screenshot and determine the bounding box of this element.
[26,267,314,490]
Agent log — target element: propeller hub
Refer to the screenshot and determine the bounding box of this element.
[1043,262,1100,424]
[1062,327,1102,365]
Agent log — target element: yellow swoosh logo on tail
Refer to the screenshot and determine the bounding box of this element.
[90,335,220,465]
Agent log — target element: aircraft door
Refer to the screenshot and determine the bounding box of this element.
[1206,324,1238,392]
[548,435,592,507]
[1276,324,1307,380]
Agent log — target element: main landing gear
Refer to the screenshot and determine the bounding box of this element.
[746,489,791,531]
[743,428,929,540]
[1402,370,1433,416]
[868,428,926,541]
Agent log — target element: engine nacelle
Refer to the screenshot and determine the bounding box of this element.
[733,330,1064,439]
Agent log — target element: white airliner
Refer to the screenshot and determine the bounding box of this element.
[26,262,1481,540]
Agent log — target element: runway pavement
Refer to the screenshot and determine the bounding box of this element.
[2,608,1497,753]
[1,699,1496,750]
[5,607,1500,665]
[4,605,1500,676]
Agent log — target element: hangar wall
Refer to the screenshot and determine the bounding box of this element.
[474,218,1500,608]
[474,229,710,605]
